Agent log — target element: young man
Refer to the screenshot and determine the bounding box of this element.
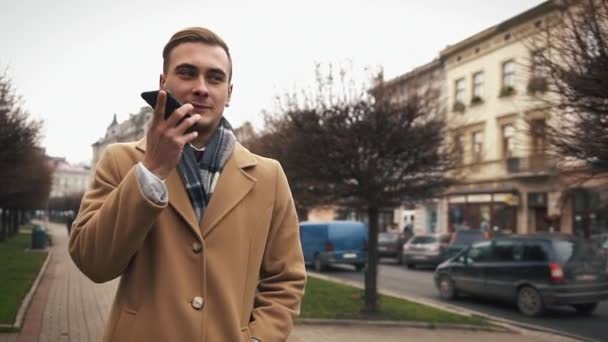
[69,27,306,342]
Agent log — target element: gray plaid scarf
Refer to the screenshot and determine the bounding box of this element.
[177,117,236,223]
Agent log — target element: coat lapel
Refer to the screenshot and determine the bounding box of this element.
[200,144,257,238]
[135,138,202,240]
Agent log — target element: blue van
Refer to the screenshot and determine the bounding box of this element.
[299,221,368,272]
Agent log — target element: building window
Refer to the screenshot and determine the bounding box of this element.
[531,50,547,78]
[530,119,546,155]
[502,124,515,158]
[528,50,548,94]
[454,134,464,165]
[502,60,516,88]
[455,78,465,103]
[472,72,484,104]
[472,131,483,162]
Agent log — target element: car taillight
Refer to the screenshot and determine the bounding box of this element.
[550,262,564,283]
[325,241,334,252]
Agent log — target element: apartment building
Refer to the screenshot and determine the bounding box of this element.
[439,1,564,235]
[372,59,447,234]
[91,107,153,169]
[47,158,91,198]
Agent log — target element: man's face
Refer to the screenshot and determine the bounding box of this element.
[160,42,232,134]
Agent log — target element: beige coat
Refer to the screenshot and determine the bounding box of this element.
[69,139,306,342]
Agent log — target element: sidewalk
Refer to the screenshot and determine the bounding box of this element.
[0,221,578,342]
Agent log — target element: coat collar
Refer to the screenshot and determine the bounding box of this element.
[135,137,257,240]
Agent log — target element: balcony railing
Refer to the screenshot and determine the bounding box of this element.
[506,155,555,174]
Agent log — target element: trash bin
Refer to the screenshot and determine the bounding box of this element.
[31,224,48,249]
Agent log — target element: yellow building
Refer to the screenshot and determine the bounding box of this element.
[440,1,564,235]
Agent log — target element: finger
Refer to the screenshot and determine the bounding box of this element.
[175,114,200,135]
[178,131,199,145]
[153,90,167,124]
[166,103,193,128]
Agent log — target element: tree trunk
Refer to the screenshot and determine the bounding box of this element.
[364,206,379,313]
[0,208,5,242]
[10,209,18,236]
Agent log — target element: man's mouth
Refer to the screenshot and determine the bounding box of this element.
[192,104,212,113]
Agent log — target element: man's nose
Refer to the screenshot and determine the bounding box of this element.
[192,77,209,97]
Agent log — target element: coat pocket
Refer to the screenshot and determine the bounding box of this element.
[110,308,137,341]
[239,326,252,342]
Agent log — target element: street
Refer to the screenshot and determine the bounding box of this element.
[322,259,608,342]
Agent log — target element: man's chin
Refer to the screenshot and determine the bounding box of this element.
[190,120,220,134]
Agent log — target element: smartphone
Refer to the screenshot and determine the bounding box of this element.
[141,90,185,120]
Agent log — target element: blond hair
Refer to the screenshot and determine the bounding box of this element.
[162,27,232,80]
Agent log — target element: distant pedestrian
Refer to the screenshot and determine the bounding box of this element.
[65,211,74,235]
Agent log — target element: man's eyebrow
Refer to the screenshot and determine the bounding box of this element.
[174,63,198,72]
[207,68,227,78]
[174,63,227,79]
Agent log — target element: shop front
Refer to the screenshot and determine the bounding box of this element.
[570,188,608,238]
[447,191,519,234]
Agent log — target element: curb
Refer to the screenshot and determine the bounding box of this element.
[297,318,511,333]
[0,249,52,331]
[306,272,587,342]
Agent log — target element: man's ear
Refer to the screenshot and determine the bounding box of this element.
[225,84,233,107]
[159,74,165,89]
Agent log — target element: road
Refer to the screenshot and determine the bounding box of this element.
[321,258,608,342]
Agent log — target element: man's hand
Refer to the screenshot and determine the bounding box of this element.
[142,90,200,180]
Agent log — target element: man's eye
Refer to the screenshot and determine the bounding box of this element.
[178,70,196,77]
[208,75,224,83]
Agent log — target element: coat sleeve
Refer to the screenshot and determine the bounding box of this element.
[68,145,167,283]
[248,161,307,341]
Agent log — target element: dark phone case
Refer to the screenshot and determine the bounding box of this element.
[141,90,183,120]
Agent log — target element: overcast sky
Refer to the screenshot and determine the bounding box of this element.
[1,0,544,164]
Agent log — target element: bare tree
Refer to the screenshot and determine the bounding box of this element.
[531,0,608,172]
[0,69,51,239]
[252,64,453,313]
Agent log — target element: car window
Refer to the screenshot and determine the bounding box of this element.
[523,242,549,262]
[553,239,600,264]
[466,241,492,263]
[491,240,523,262]
[452,231,485,244]
[410,236,437,244]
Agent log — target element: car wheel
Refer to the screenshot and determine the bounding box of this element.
[313,255,325,272]
[406,263,415,269]
[573,302,598,315]
[517,286,545,317]
[397,254,403,265]
[355,263,365,272]
[438,275,457,300]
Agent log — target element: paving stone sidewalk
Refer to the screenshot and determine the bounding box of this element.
[0,221,577,342]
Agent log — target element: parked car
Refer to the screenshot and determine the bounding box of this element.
[378,231,410,263]
[401,233,451,269]
[300,221,367,272]
[434,234,608,317]
[445,230,488,259]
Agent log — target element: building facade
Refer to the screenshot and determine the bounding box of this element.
[91,107,153,169]
[47,157,91,198]
[373,59,447,234]
[439,1,564,235]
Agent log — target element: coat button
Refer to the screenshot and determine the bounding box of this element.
[191,296,204,310]
[192,242,202,253]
